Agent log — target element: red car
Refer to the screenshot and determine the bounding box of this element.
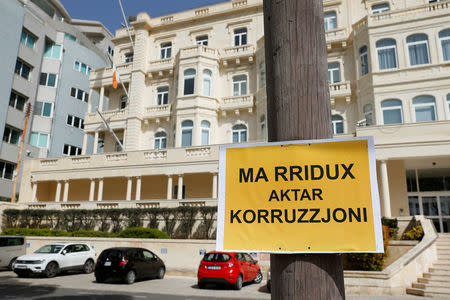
[197,251,263,290]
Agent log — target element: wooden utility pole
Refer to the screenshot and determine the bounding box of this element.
[263,0,345,299]
[11,103,31,203]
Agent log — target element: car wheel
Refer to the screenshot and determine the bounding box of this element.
[234,275,243,290]
[254,270,263,284]
[8,257,17,271]
[83,259,94,273]
[125,270,136,284]
[45,262,59,278]
[156,267,165,279]
[198,282,206,289]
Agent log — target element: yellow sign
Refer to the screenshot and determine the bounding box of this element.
[217,137,383,253]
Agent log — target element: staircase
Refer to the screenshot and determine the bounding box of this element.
[407,234,450,297]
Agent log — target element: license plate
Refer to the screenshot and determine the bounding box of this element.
[15,265,27,269]
[207,266,221,270]
[104,261,111,266]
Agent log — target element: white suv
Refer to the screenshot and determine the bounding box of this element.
[13,242,96,278]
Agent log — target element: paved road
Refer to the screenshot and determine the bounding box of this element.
[0,270,433,299]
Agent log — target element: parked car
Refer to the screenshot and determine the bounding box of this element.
[197,251,262,290]
[95,247,165,284]
[13,242,95,278]
[0,236,26,270]
[267,270,271,292]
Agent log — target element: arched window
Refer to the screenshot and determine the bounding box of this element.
[407,34,430,66]
[181,120,193,147]
[232,124,247,143]
[233,75,247,96]
[157,87,169,105]
[371,3,390,14]
[234,28,247,46]
[183,69,196,95]
[332,115,344,134]
[363,104,373,126]
[324,11,337,31]
[359,46,369,76]
[154,131,167,149]
[201,120,210,145]
[376,39,398,70]
[439,29,450,61]
[327,62,341,83]
[202,69,212,96]
[381,99,403,124]
[120,95,127,109]
[413,95,436,122]
[260,115,266,140]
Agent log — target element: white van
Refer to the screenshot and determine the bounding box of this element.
[0,236,26,270]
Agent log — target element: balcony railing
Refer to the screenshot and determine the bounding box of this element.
[179,45,219,60]
[147,58,174,74]
[221,94,254,111]
[329,81,351,96]
[222,45,255,59]
[84,109,127,126]
[144,104,171,119]
[325,27,347,41]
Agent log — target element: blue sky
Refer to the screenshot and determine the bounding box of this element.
[60,0,228,34]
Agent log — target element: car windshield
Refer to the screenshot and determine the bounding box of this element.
[203,253,231,262]
[34,244,64,254]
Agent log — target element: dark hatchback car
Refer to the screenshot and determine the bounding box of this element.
[95,247,165,284]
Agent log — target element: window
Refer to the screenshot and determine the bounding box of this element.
[157,87,169,105]
[15,59,31,80]
[324,11,337,31]
[29,132,49,148]
[44,42,62,59]
[9,91,26,111]
[413,95,436,122]
[3,126,21,145]
[0,161,15,180]
[201,120,210,145]
[63,144,82,156]
[260,115,266,140]
[327,63,341,83]
[447,94,450,117]
[233,75,247,96]
[407,34,430,66]
[371,3,390,14]
[154,132,167,149]
[332,115,344,134]
[74,61,91,75]
[259,62,266,89]
[120,96,127,109]
[183,69,196,95]
[125,52,134,63]
[363,104,373,126]
[181,120,193,147]
[381,99,403,124]
[20,29,36,49]
[70,87,88,102]
[64,33,76,41]
[66,115,84,129]
[376,39,398,70]
[39,72,57,87]
[359,46,369,76]
[202,69,212,96]
[115,140,123,152]
[439,29,450,61]
[196,35,208,46]
[33,101,53,117]
[160,42,172,59]
[232,124,247,143]
[234,28,247,46]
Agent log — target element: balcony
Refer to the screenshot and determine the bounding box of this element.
[329,81,351,104]
[221,45,255,66]
[179,45,219,61]
[220,94,254,115]
[90,63,132,88]
[143,104,171,121]
[325,28,348,50]
[84,109,127,130]
[147,58,174,78]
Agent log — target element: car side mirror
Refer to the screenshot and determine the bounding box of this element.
[62,250,67,255]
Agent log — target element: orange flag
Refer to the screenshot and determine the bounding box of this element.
[112,65,119,89]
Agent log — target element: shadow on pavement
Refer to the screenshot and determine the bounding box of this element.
[191,282,254,290]
[0,279,57,298]
[37,295,135,300]
[258,285,271,294]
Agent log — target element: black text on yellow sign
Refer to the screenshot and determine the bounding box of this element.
[216,137,383,253]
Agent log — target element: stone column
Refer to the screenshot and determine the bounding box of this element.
[93,131,99,154]
[126,177,132,201]
[31,182,38,202]
[89,179,96,202]
[81,133,88,155]
[135,176,141,200]
[212,173,218,199]
[98,87,105,112]
[177,175,184,200]
[167,175,173,200]
[87,89,94,113]
[62,180,69,202]
[55,181,61,202]
[380,160,391,217]
[97,178,103,201]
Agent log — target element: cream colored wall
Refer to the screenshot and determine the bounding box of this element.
[141,175,167,200]
[388,160,408,217]
[36,181,55,202]
[68,179,90,202]
[184,173,213,199]
[102,177,127,201]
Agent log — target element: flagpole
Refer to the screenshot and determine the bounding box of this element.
[118,0,135,53]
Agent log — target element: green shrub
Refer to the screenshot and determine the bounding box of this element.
[71,230,116,238]
[2,228,69,237]
[117,227,170,239]
[381,217,399,239]
[402,225,424,241]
